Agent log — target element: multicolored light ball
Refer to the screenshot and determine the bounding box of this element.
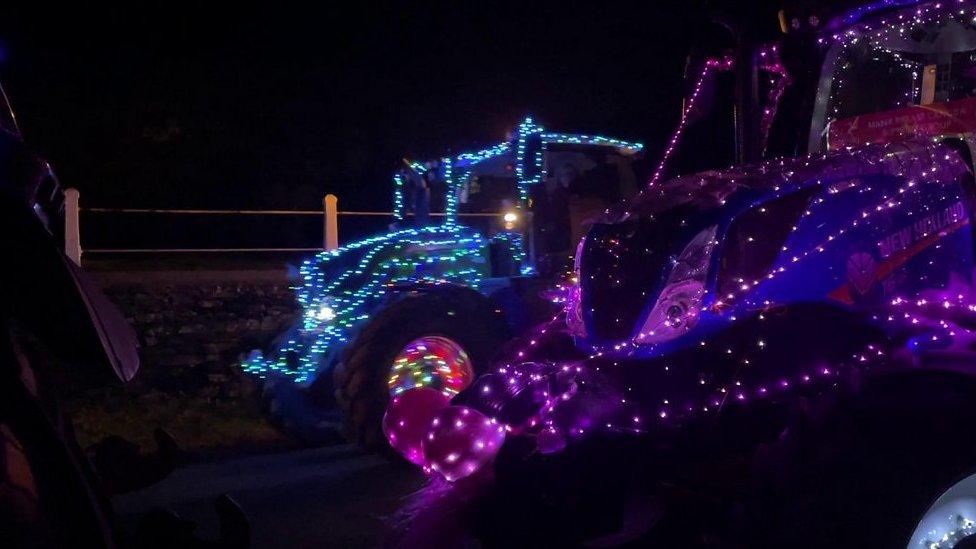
[388,336,474,397]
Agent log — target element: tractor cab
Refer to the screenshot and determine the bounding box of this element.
[570,0,976,355]
[650,1,976,184]
[812,4,976,153]
[774,0,976,158]
[391,118,645,277]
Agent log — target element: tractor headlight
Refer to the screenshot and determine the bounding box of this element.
[306,301,337,329]
[503,211,519,230]
[635,226,717,345]
[315,305,337,322]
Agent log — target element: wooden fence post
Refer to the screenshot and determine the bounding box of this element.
[323,194,338,251]
[64,188,82,264]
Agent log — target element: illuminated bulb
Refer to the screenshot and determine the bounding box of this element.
[315,305,336,321]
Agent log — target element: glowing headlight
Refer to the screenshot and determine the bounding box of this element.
[315,305,336,322]
[502,211,519,231]
[635,226,717,345]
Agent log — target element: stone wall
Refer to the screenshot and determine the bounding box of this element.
[68,268,303,452]
[102,275,301,392]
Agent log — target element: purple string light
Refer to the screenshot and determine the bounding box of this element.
[649,55,735,186]
[758,44,791,157]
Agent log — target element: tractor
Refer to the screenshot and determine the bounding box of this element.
[244,118,644,445]
[384,1,976,547]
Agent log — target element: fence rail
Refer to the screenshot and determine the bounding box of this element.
[64,189,508,263]
[82,207,325,215]
[81,207,504,217]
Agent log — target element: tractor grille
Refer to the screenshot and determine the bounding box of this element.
[579,218,673,342]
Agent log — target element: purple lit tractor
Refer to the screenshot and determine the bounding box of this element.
[386,1,976,547]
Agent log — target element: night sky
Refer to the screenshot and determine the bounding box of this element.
[0,2,778,217]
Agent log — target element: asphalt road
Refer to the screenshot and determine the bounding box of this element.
[113,444,427,548]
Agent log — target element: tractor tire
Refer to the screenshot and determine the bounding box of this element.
[333,287,510,448]
[744,371,976,548]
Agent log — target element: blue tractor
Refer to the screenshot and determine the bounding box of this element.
[244,118,644,444]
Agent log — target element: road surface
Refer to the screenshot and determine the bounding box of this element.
[113,444,426,548]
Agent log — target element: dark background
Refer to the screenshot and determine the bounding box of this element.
[0,2,779,247]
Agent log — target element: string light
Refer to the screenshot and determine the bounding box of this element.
[515,117,545,203]
[540,132,643,152]
[388,336,474,396]
[456,142,511,165]
[758,44,792,156]
[393,173,405,221]
[648,55,734,186]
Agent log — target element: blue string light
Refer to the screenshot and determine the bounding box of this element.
[515,117,545,203]
[540,133,643,152]
[456,142,511,166]
[393,174,405,221]
[243,224,491,383]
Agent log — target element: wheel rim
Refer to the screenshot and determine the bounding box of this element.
[388,335,474,397]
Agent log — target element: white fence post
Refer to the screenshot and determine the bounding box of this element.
[324,194,338,251]
[64,188,82,264]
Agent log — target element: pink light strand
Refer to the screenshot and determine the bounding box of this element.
[649,55,735,186]
[758,44,792,157]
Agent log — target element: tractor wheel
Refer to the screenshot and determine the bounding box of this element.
[333,288,509,448]
[744,371,976,547]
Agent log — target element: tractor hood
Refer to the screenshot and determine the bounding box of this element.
[574,140,973,351]
[578,173,761,343]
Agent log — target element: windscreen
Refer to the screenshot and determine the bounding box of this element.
[813,6,976,151]
[458,174,518,215]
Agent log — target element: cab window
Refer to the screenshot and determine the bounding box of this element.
[532,145,642,275]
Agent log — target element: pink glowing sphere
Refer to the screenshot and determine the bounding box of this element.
[383,388,451,465]
[422,405,506,482]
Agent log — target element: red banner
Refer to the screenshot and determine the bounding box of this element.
[828,96,976,151]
